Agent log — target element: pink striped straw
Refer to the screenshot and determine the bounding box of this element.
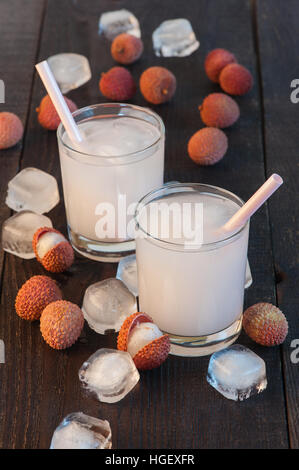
[222,174,283,233]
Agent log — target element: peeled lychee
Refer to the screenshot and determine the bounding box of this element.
[15,275,62,321]
[117,312,170,370]
[204,48,237,83]
[40,300,84,349]
[243,302,288,346]
[188,127,228,165]
[219,63,253,96]
[0,112,23,149]
[139,66,176,105]
[199,93,240,128]
[36,95,77,130]
[33,227,74,273]
[99,67,136,101]
[111,33,143,65]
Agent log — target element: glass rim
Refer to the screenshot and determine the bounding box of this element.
[57,102,165,160]
[134,182,249,251]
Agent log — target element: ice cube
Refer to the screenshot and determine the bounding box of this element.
[48,53,92,94]
[2,210,52,259]
[99,9,141,40]
[152,19,199,57]
[50,412,112,449]
[116,254,138,296]
[82,278,137,334]
[245,259,253,288]
[79,348,140,403]
[207,344,267,401]
[6,167,59,214]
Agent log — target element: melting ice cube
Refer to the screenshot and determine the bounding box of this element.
[82,278,137,334]
[48,53,92,94]
[207,344,267,401]
[2,210,52,259]
[50,412,112,449]
[79,348,140,403]
[99,9,141,40]
[116,254,138,296]
[152,19,199,57]
[6,167,59,214]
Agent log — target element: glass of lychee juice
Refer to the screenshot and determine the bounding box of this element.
[57,103,164,261]
[135,183,249,356]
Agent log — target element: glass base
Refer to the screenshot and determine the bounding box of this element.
[167,315,243,357]
[68,227,136,262]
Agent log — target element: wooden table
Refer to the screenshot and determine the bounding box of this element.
[0,0,298,449]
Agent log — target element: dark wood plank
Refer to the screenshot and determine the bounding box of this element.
[256,0,299,448]
[0,0,289,449]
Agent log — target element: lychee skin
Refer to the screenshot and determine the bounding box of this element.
[15,275,62,321]
[188,127,228,165]
[111,33,143,64]
[243,302,288,346]
[0,112,24,149]
[33,227,74,273]
[139,66,176,105]
[40,300,84,350]
[99,67,136,101]
[219,63,253,96]
[36,95,77,130]
[199,93,240,128]
[204,48,237,83]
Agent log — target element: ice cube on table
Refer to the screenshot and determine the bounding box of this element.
[2,210,52,259]
[5,167,59,214]
[152,19,199,57]
[82,278,137,334]
[50,412,112,449]
[99,9,141,40]
[207,344,267,401]
[79,348,140,403]
[48,53,92,94]
[116,254,138,296]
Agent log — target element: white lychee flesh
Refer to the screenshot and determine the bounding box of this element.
[127,322,163,358]
[36,232,66,259]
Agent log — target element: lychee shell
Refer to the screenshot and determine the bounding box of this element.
[204,48,237,83]
[36,95,77,130]
[188,127,228,165]
[0,112,24,150]
[199,93,240,128]
[243,302,288,346]
[111,33,143,64]
[33,227,74,273]
[99,66,136,101]
[139,66,176,105]
[219,63,253,96]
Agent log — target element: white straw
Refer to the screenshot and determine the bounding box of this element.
[35,60,83,145]
[222,174,283,233]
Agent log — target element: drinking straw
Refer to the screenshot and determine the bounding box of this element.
[35,60,83,145]
[221,174,283,233]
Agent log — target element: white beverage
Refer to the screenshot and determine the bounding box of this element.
[136,190,249,338]
[58,114,164,243]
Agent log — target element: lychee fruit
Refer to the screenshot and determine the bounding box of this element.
[99,67,136,101]
[117,312,170,370]
[204,48,237,83]
[219,63,253,95]
[139,66,176,105]
[188,127,228,165]
[36,95,77,130]
[243,302,288,346]
[33,227,74,273]
[15,275,62,321]
[0,112,24,149]
[199,93,240,128]
[40,300,84,349]
[111,33,143,65]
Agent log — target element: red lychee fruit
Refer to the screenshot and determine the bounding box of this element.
[33,227,74,273]
[139,66,176,105]
[40,300,84,349]
[199,93,240,128]
[15,275,62,321]
[204,48,237,83]
[36,95,77,130]
[188,127,228,165]
[243,302,288,346]
[99,66,136,101]
[111,33,144,65]
[0,112,23,149]
[219,63,253,95]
